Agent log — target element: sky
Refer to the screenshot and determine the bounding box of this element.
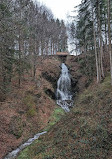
[35,0,81,20]
[33,0,82,54]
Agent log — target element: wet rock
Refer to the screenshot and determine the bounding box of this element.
[44,88,56,100]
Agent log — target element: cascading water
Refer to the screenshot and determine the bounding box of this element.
[56,63,73,112]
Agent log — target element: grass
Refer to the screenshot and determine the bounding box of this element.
[17,75,112,159]
[44,107,65,131]
[17,147,30,159]
[17,106,65,159]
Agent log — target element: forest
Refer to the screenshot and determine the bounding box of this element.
[1,0,112,100]
[70,0,112,84]
[0,0,112,159]
[0,0,67,97]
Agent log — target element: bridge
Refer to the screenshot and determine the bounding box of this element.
[56,52,69,56]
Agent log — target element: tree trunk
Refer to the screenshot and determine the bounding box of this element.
[104,12,108,53]
[97,0,104,81]
[18,30,21,87]
[92,7,100,83]
[93,23,99,83]
[98,0,104,79]
[108,0,112,85]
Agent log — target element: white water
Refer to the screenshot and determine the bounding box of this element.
[57,63,73,112]
[4,131,47,159]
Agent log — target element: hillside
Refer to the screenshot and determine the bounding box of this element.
[1,54,111,159]
[17,75,112,159]
[0,56,61,158]
[1,55,89,159]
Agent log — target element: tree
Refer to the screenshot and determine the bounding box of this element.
[0,0,68,97]
[107,0,112,85]
[71,0,112,83]
[0,0,14,92]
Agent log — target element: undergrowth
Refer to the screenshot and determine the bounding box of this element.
[23,94,37,117]
[17,76,112,159]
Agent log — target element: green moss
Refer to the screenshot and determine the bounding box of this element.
[45,107,65,131]
[17,147,30,159]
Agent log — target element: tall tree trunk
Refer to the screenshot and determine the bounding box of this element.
[98,1,104,79]
[108,0,112,85]
[92,6,100,83]
[18,32,21,87]
[100,36,104,78]
[33,38,37,79]
[98,0,104,81]
[93,22,99,83]
[51,42,53,55]
[53,42,55,55]
[104,12,108,53]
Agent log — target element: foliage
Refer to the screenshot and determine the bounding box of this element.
[78,55,96,83]
[23,94,36,117]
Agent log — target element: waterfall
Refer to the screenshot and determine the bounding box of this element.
[56,63,73,112]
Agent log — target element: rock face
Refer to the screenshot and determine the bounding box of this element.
[40,55,90,102]
[66,55,90,95]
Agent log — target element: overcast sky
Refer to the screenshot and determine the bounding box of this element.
[35,0,81,20]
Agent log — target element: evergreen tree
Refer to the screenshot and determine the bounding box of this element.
[71,0,112,84]
[0,0,14,92]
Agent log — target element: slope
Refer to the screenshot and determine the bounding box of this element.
[17,75,112,159]
[0,56,61,158]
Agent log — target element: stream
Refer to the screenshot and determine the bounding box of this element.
[4,131,47,159]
